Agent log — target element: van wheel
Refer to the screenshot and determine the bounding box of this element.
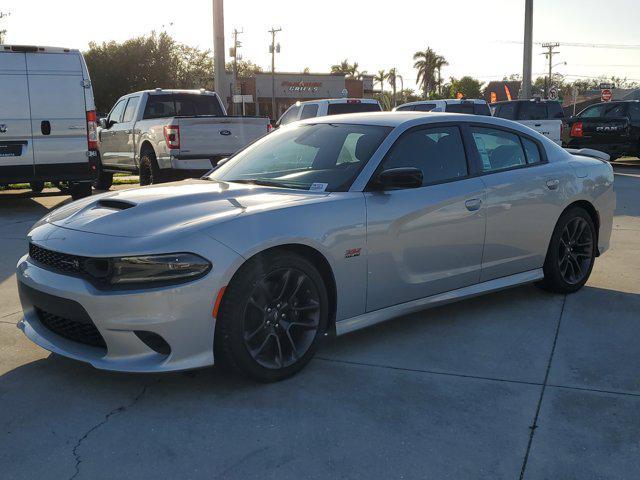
[71,182,92,200]
[215,251,328,382]
[30,181,45,193]
[93,162,113,190]
[139,150,164,186]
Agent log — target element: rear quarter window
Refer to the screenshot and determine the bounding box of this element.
[445,103,475,114]
[495,103,517,120]
[143,95,176,119]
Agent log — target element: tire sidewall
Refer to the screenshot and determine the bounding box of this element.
[217,252,329,382]
[543,207,596,293]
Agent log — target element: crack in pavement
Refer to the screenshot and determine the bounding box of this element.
[518,294,567,480]
[69,379,160,480]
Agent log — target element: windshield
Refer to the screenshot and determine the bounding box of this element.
[208,123,391,192]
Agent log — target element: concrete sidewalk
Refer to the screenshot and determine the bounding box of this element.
[1,164,639,479]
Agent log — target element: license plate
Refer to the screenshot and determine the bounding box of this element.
[0,143,23,157]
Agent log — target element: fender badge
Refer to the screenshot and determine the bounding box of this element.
[219,130,232,136]
[345,248,361,258]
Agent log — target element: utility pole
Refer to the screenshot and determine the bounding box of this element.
[542,42,560,98]
[230,28,243,115]
[212,0,226,105]
[0,11,10,44]
[521,0,533,99]
[268,27,281,121]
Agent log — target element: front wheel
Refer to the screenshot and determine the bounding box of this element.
[539,207,596,294]
[139,150,165,186]
[215,251,329,382]
[30,181,44,193]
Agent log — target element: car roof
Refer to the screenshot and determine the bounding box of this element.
[127,89,218,96]
[0,44,81,54]
[493,99,560,104]
[397,99,488,108]
[298,110,530,128]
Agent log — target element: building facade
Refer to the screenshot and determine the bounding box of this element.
[228,72,374,120]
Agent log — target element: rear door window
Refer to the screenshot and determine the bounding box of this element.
[122,97,140,123]
[519,102,548,120]
[522,137,542,164]
[300,104,319,120]
[470,127,527,172]
[603,103,627,118]
[579,105,604,118]
[547,102,565,119]
[327,102,381,115]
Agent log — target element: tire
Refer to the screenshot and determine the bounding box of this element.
[539,207,597,294]
[70,182,92,200]
[30,181,44,193]
[93,158,113,190]
[139,149,164,186]
[215,251,329,382]
[54,181,73,195]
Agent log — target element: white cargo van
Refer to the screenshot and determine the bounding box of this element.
[0,45,97,198]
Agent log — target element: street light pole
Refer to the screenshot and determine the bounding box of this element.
[542,42,560,98]
[522,0,533,99]
[268,27,281,121]
[212,0,226,104]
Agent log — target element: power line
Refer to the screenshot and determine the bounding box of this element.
[497,40,640,50]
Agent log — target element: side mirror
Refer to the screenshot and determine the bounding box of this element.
[375,167,423,190]
[99,118,108,129]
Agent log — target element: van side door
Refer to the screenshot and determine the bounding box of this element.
[26,52,88,178]
[0,51,34,181]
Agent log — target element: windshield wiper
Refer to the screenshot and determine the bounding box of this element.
[229,179,291,189]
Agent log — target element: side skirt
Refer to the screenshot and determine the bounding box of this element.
[335,269,544,336]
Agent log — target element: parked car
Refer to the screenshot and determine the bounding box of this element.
[563,100,640,160]
[17,112,614,381]
[95,89,271,188]
[0,44,98,198]
[394,99,492,116]
[276,98,382,126]
[491,99,564,145]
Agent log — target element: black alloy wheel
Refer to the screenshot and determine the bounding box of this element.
[557,216,594,285]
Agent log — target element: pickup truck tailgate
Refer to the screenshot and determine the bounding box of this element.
[577,117,630,141]
[176,117,268,157]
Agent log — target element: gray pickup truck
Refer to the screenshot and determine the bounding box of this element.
[96,89,271,188]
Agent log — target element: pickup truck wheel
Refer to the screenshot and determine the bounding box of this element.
[139,151,164,186]
[54,181,73,195]
[30,181,44,193]
[215,251,329,382]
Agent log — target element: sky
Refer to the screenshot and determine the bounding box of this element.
[2,0,639,90]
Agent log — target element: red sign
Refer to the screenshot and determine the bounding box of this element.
[601,89,613,102]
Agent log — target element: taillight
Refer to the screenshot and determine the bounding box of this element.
[570,122,583,138]
[346,99,361,104]
[163,125,180,149]
[267,123,273,133]
[86,110,98,150]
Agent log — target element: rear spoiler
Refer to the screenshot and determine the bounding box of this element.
[565,148,610,162]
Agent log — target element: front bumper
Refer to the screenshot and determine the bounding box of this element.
[15,228,243,372]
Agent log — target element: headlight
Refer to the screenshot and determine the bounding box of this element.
[84,253,211,287]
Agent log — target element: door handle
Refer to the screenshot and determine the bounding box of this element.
[124,129,132,134]
[465,198,482,211]
[546,179,560,190]
[534,123,542,127]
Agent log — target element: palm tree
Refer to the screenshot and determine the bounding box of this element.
[385,68,403,107]
[374,70,386,93]
[413,47,446,98]
[331,59,360,78]
[434,56,449,95]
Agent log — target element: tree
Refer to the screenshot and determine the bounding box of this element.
[225,60,263,78]
[330,59,362,78]
[84,32,214,113]
[385,68,403,107]
[413,47,447,98]
[374,70,386,92]
[448,76,484,99]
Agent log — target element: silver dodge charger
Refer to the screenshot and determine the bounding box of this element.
[17,112,615,382]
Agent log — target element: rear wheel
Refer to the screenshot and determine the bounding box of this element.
[139,150,164,186]
[93,157,113,190]
[215,251,328,382]
[54,181,73,195]
[70,182,92,200]
[539,207,596,294]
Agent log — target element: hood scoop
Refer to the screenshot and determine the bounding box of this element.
[95,199,136,211]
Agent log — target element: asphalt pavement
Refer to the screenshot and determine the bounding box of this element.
[1,161,639,479]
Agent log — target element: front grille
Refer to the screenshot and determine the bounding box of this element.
[29,243,86,275]
[36,308,106,349]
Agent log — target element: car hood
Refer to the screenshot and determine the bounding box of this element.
[45,180,328,238]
